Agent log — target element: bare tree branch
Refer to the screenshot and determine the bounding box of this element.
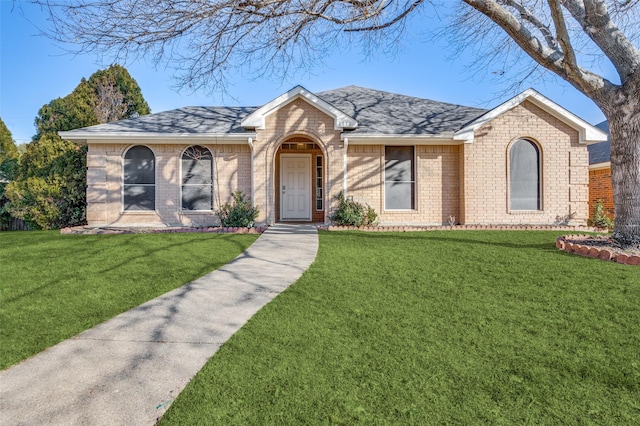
[502,0,557,49]
[344,0,424,32]
[35,0,428,92]
[561,0,640,82]
[462,0,617,100]
[547,0,580,79]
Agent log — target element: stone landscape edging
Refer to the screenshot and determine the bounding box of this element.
[319,224,602,232]
[556,234,640,265]
[60,225,269,235]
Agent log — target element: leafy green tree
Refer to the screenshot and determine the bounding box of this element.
[0,118,19,163]
[6,135,87,229]
[34,79,98,140]
[0,118,20,229]
[89,64,151,121]
[6,65,149,229]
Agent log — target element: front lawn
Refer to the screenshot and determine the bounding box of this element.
[0,231,258,370]
[161,231,640,424]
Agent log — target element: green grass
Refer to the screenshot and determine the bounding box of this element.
[0,231,258,370]
[160,231,640,425]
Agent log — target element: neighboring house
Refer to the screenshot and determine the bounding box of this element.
[59,85,607,228]
[587,121,614,219]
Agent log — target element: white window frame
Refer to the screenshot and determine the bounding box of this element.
[315,155,323,211]
[122,145,156,212]
[508,138,542,212]
[180,145,214,212]
[384,145,416,211]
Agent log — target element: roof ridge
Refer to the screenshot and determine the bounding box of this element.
[317,85,487,111]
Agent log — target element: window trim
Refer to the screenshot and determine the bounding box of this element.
[180,145,214,212]
[315,155,323,211]
[384,145,416,211]
[122,145,156,212]
[507,138,542,212]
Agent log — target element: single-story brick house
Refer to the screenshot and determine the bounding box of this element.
[587,121,614,220]
[59,85,607,227]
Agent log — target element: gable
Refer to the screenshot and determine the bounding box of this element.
[241,85,357,131]
[263,97,339,136]
[453,89,607,145]
[475,100,580,145]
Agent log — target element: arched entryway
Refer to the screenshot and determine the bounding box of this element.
[275,137,325,222]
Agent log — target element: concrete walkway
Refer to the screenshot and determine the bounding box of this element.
[0,224,318,425]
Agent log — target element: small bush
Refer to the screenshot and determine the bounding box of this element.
[215,190,260,227]
[590,199,614,229]
[364,204,378,227]
[330,192,377,227]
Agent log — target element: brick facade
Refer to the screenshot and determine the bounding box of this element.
[82,96,591,227]
[589,166,614,220]
[346,145,461,225]
[461,101,588,225]
[253,98,343,224]
[343,101,589,226]
[86,143,250,226]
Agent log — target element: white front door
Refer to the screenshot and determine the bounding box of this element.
[280,154,311,220]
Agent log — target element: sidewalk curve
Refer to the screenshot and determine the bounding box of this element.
[0,224,318,425]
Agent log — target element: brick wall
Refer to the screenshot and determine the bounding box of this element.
[86,143,250,227]
[589,166,614,219]
[462,101,589,225]
[346,144,460,226]
[254,97,343,224]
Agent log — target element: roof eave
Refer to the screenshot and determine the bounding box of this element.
[342,133,461,145]
[589,161,611,170]
[58,131,256,144]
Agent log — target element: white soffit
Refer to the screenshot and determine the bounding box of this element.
[58,131,254,144]
[344,133,460,145]
[453,88,608,144]
[589,161,611,170]
[241,85,358,131]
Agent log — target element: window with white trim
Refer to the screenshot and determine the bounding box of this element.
[123,146,155,211]
[315,155,323,211]
[384,146,415,210]
[181,145,213,211]
[509,139,541,210]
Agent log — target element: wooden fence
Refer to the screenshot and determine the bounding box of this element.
[0,217,30,231]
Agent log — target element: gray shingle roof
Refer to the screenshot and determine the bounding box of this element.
[588,121,610,164]
[61,86,489,137]
[64,106,257,135]
[316,86,487,135]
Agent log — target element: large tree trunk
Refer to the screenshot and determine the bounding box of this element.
[601,85,640,247]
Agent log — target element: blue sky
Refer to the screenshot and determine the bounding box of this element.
[1,1,606,144]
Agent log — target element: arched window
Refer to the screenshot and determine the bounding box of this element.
[181,145,213,210]
[509,139,541,210]
[123,146,155,211]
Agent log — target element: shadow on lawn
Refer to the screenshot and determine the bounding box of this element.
[2,232,255,305]
[0,225,318,424]
[325,230,560,252]
[93,233,253,276]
